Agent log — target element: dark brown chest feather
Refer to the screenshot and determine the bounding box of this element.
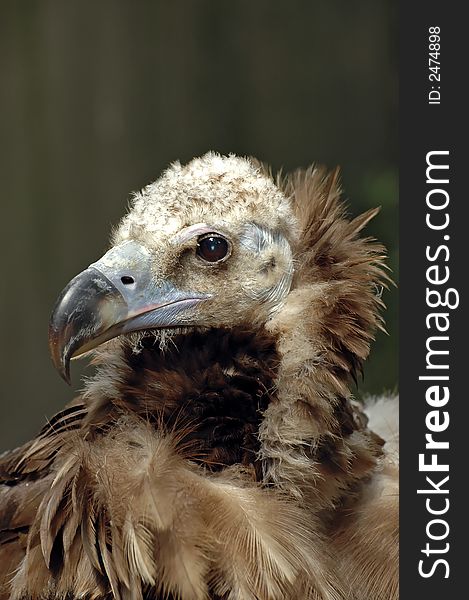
[92,327,280,472]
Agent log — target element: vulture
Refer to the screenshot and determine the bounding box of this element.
[0,153,398,600]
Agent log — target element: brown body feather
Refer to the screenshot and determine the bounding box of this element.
[0,158,398,599]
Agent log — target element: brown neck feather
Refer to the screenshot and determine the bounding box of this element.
[257,164,389,509]
[83,327,280,477]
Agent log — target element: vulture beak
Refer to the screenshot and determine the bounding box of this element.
[49,241,210,384]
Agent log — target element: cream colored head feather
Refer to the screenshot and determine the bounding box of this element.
[115,152,297,245]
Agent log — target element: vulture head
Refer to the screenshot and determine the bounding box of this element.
[50,154,298,382]
[1,153,397,600]
[49,152,383,389]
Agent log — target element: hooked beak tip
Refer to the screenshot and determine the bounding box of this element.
[47,266,126,385]
[60,365,72,386]
[58,356,72,385]
[48,331,72,385]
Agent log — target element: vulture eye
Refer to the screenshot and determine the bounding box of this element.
[196,234,231,263]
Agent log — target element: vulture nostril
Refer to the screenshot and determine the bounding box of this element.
[121,276,135,285]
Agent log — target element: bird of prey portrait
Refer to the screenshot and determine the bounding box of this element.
[0,153,398,600]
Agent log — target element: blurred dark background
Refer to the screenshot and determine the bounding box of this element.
[0,0,397,451]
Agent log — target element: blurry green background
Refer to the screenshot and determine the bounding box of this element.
[0,0,397,451]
